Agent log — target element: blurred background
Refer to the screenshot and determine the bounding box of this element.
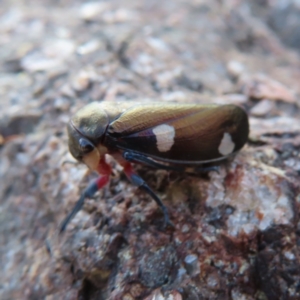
[1,1,300,299]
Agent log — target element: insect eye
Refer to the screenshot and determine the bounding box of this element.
[79,138,95,154]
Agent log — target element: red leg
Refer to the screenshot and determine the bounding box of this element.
[60,158,111,233]
[123,162,174,228]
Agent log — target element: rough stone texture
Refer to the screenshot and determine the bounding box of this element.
[1,0,300,299]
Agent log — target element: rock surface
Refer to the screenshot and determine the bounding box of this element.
[1,0,300,299]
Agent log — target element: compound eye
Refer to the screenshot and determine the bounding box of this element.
[79,138,95,154]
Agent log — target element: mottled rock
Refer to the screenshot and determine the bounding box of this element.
[1,1,300,299]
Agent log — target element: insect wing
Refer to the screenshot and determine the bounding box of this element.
[107,104,249,163]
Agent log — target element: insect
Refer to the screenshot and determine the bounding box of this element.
[60,101,249,232]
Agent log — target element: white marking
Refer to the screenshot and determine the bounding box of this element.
[218,132,235,156]
[152,124,175,152]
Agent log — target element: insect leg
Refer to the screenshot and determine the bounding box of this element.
[59,158,111,233]
[123,151,185,171]
[123,151,219,173]
[123,163,174,229]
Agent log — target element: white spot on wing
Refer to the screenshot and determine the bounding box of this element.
[218,132,235,156]
[152,124,175,152]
